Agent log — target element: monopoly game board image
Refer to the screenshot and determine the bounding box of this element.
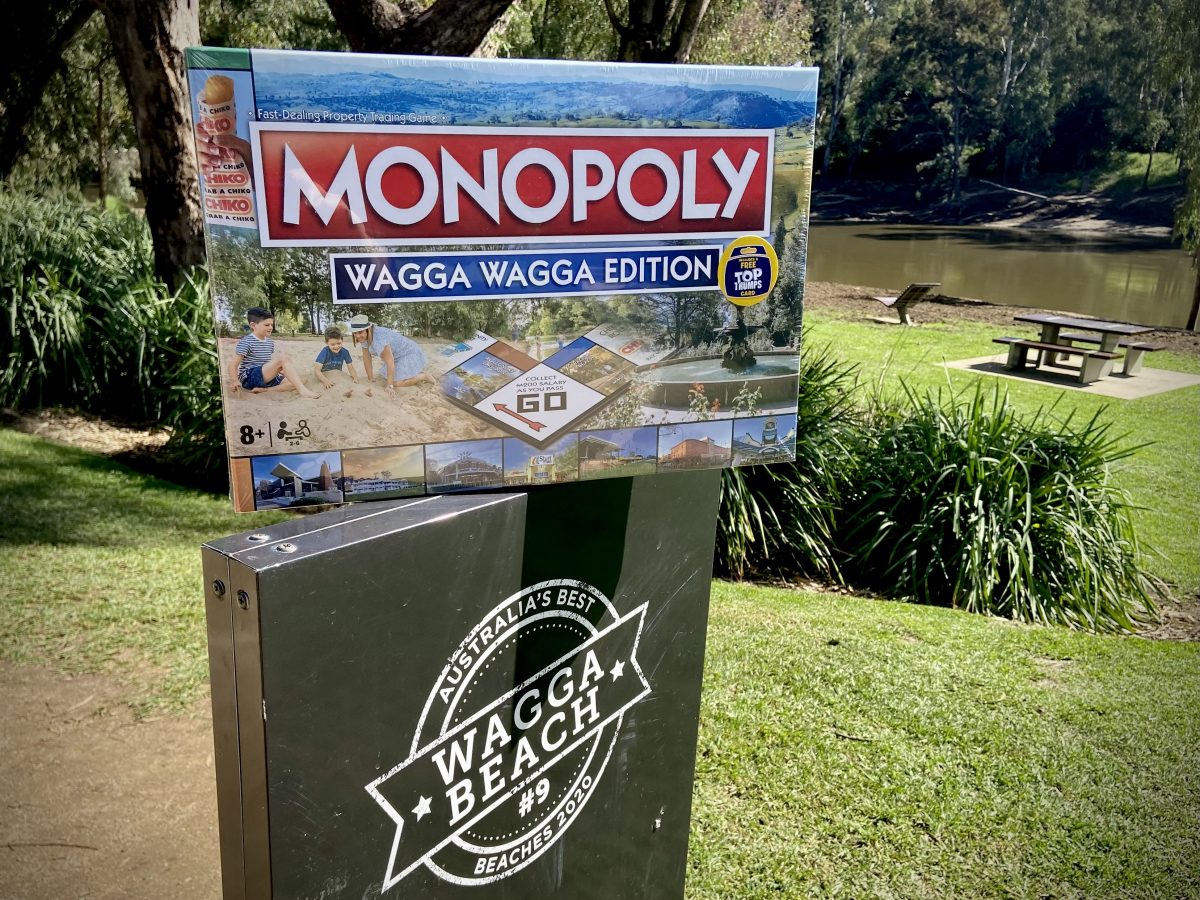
[186,48,817,511]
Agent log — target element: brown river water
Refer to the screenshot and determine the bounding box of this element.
[807,223,1195,328]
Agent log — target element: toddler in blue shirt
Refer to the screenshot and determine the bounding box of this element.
[313,326,367,397]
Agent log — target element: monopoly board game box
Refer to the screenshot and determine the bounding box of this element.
[186,48,818,512]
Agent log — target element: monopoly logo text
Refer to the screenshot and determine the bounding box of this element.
[250,124,773,246]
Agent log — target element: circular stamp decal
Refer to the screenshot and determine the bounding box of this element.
[365,580,650,889]
[718,235,779,306]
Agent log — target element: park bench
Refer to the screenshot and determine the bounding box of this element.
[872,282,940,325]
[1054,332,1165,375]
[992,336,1118,385]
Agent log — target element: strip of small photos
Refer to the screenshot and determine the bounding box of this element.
[236,415,798,512]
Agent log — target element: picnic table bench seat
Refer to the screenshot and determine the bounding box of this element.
[992,336,1118,385]
[1054,332,1165,374]
[872,282,940,325]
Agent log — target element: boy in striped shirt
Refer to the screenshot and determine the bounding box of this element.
[230,307,319,399]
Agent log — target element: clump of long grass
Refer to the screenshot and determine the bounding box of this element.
[718,348,862,581]
[0,187,225,481]
[841,384,1157,632]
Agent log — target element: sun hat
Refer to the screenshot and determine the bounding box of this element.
[348,314,372,332]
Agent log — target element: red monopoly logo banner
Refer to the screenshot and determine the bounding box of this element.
[250,125,773,247]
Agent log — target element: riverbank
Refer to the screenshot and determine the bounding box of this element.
[810,176,1183,239]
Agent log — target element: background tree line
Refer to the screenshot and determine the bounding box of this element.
[4,0,1196,305]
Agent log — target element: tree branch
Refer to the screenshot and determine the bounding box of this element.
[666,0,710,62]
[0,1,97,178]
[603,0,632,39]
[326,0,514,56]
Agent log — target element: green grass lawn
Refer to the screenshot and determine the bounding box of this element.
[2,427,1197,897]
[0,430,286,711]
[692,582,1199,899]
[803,310,1200,594]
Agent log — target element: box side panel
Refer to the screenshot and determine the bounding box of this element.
[612,469,721,896]
[201,546,246,900]
[229,558,271,898]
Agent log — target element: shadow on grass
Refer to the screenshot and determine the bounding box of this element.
[0,429,250,548]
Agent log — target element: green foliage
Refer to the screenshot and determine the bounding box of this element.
[1156,0,1199,257]
[691,0,811,66]
[496,0,618,60]
[813,0,1191,206]
[201,0,344,51]
[719,345,1159,633]
[718,348,861,580]
[842,384,1156,632]
[8,15,136,198]
[0,188,222,476]
[156,275,227,480]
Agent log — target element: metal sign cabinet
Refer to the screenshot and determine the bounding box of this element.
[201,470,721,899]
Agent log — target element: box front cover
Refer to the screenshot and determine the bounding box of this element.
[187,49,817,511]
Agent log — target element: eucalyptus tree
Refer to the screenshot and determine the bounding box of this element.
[1152,0,1198,328]
[992,0,1087,180]
[809,0,904,176]
[886,0,1006,209]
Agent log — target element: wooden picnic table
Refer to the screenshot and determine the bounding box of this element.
[1012,313,1153,354]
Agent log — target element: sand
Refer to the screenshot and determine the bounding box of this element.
[218,335,504,455]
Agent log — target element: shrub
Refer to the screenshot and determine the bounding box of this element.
[0,187,226,484]
[840,385,1156,632]
[717,348,863,581]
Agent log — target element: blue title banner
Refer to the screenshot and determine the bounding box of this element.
[330,245,721,303]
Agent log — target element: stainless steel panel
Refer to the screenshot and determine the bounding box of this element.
[229,558,271,899]
[201,546,246,900]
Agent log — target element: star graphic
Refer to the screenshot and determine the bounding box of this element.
[610,659,625,680]
[413,796,432,821]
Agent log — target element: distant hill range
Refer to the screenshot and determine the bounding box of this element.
[254,72,816,129]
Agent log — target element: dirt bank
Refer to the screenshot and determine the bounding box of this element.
[0,662,219,899]
[811,177,1183,239]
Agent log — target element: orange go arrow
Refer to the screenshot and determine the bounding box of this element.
[493,403,546,432]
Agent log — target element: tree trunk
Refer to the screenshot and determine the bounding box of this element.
[605,0,710,62]
[101,0,203,290]
[0,2,96,179]
[326,0,515,56]
[1187,266,1199,332]
[821,13,845,177]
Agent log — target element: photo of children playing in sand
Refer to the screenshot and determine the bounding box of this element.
[216,303,505,457]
